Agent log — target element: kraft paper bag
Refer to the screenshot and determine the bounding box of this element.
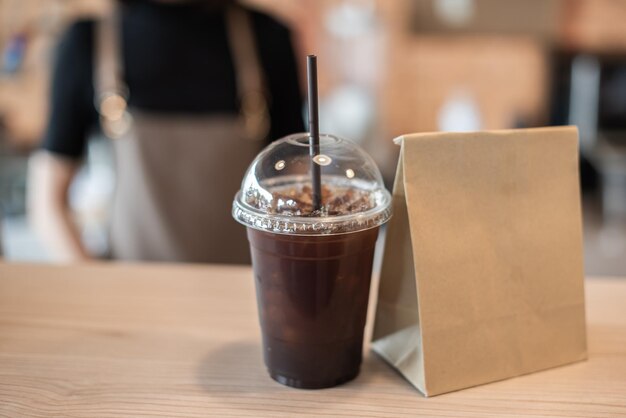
[372,126,587,397]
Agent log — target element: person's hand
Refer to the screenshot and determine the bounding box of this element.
[27,151,92,263]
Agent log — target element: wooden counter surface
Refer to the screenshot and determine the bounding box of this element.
[0,262,625,417]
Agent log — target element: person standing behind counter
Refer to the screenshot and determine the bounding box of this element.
[28,0,303,264]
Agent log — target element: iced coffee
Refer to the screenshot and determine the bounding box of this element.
[233,133,392,389]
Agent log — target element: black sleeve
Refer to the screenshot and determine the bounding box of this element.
[253,12,305,143]
[41,20,98,159]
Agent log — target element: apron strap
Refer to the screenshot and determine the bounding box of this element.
[94,5,130,138]
[225,5,270,141]
[94,3,270,141]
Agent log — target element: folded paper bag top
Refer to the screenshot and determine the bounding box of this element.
[372,126,587,397]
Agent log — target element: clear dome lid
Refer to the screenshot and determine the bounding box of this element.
[232,133,392,235]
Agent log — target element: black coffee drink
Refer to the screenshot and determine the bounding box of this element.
[247,226,379,388]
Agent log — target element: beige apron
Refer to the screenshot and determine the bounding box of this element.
[95,6,268,264]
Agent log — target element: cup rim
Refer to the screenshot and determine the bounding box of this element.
[232,188,392,236]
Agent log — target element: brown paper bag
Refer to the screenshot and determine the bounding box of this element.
[372,126,587,397]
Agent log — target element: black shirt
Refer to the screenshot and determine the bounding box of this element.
[42,1,304,158]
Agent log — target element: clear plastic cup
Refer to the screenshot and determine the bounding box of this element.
[233,133,392,389]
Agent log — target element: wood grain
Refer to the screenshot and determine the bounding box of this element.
[0,262,625,417]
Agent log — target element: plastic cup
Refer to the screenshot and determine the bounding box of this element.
[233,133,392,389]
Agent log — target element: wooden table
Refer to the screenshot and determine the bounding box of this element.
[1,262,625,417]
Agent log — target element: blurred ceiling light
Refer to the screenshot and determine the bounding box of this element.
[320,85,374,143]
[434,0,475,27]
[437,90,482,132]
[325,0,376,39]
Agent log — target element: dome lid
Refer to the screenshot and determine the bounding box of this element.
[232,133,392,235]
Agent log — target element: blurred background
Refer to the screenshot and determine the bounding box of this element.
[0,0,625,274]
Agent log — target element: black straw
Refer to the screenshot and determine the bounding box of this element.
[307,55,322,211]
